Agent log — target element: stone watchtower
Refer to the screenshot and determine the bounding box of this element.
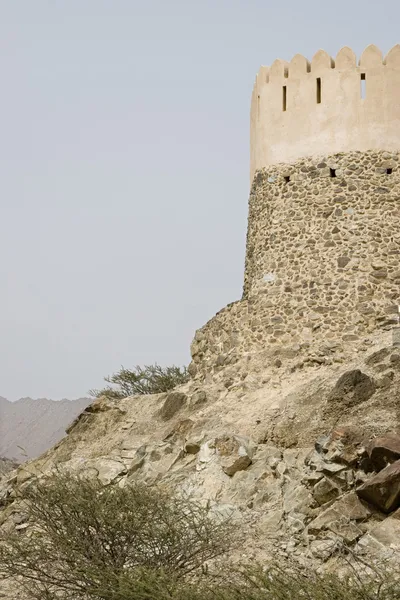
[191,45,400,377]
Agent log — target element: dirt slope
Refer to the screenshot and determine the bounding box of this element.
[1,329,400,599]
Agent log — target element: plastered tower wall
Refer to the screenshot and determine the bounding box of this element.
[190,46,400,378]
[250,45,400,181]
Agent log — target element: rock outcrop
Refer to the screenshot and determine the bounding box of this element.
[357,461,400,513]
[2,332,400,583]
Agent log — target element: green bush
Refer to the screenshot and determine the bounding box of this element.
[0,472,232,600]
[90,363,189,399]
[0,474,399,600]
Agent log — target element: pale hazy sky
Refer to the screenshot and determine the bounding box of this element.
[0,1,399,400]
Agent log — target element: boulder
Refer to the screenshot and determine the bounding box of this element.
[357,460,400,513]
[159,392,187,421]
[216,435,252,477]
[164,419,194,441]
[260,510,284,533]
[189,390,207,408]
[315,426,364,466]
[308,506,342,534]
[334,492,372,521]
[366,434,400,471]
[283,483,314,516]
[326,370,376,410]
[91,458,127,486]
[358,514,400,552]
[312,476,340,505]
[221,454,252,478]
[305,449,348,474]
[307,504,363,544]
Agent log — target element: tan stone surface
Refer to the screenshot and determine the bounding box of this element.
[357,460,400,513]
[191,150,400,377]
[250,45,400,180]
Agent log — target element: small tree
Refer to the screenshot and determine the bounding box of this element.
[90,364,189,400]
[0,473,232,600]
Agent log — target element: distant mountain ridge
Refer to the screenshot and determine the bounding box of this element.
[0,396,92,462]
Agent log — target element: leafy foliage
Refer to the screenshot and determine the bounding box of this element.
[0,472,232,600]
[90,363,189,399]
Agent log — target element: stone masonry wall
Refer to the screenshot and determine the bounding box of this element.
[250,45,400,179]
[191,150,400,377]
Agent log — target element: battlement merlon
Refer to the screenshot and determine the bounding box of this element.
[250,44,400,182]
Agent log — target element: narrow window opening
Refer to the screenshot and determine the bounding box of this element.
[360,73,366,99]
[282,86,287,111]
[387,168,393,175]
[330,168,336,178]
[316,78,321,104]
[284,176,290,183]
[257,94,260,118]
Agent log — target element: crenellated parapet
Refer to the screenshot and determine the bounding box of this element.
[250,45,400,181]
[190,46,400,379]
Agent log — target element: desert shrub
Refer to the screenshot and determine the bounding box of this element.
[90,363,189,399]
[1,475,399,600]
[0,472,232,600]
[194,563,400,600]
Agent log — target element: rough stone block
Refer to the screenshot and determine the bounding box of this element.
[216,435,253,477]
[159,392,187,421]
[313,476,340,505]
[366,435,400,471]
[357,460,400,513]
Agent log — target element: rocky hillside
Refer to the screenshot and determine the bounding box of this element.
[2,328,400,580]
[0,397,91,462]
